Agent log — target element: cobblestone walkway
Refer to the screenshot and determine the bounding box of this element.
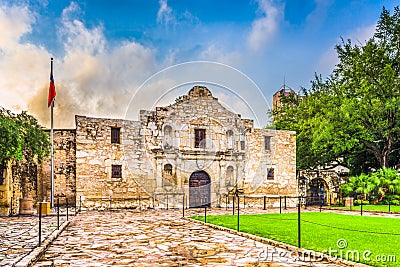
[34,209,348,267]
[0,215,66,267]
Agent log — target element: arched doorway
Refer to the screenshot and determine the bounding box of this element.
[307,178,328,205]
[189,171,211,208]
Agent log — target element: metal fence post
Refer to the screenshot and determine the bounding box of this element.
[166,195,169,210]
[232,196,235,215]
[57,198,60,230]
[389,201,391,213]
[204,206,207,223]
[279,196,282,214]
[182,194,185,218]
[10,197,13,216]
[66,198,69,221]
[237,196,240,232]
[298,196,301,248]
[226,195,228,210]
[263,196,266,210]
[38,202,42,246]
[79,196,82,213]
[361,201,363,216]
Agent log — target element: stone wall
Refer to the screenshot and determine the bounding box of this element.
[0,162,12,216]
[38,129,76,205]
[1,85,298,213]
[0,159,39,216]
[75,115,151,209]
[74,86,297,209]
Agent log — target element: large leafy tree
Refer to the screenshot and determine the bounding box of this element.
[274,6,400,174]
[0,107,50,166]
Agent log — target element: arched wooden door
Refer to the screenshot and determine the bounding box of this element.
[189,171,211,208]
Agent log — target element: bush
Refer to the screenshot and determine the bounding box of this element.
[381,195,400,205]
[354,199,369,206]
[391,199,400,205]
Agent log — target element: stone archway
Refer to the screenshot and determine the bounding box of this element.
[189,171,211,208]
[308,178,328,205]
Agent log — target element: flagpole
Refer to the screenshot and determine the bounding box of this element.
[50,57,55,209]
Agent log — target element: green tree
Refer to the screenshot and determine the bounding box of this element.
[0,108,22,165]
[0,107,50,165]
[341,168,400,203]
[341,173,377,200]
[274,6,400,173]
[369,168,400,203]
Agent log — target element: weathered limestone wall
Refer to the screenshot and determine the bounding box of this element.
[137,86,297,207]
[0,159,39,216]
[0,162,12,216]
[38,130,76,205]
[75,115,152,209]
[138,86,250,206]
[244,129,297,207]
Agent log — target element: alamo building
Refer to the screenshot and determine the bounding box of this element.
[0,86,297,215]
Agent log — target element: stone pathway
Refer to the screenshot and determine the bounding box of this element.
[34,209,349,267]
[0,214,67,267]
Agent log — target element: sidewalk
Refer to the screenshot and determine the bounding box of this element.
[0,212,68,267]
[33,209,353,267]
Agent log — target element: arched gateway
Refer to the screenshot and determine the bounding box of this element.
[189,171,211,207]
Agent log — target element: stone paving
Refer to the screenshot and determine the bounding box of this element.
[0,214,67,267]
[33,208,350,267]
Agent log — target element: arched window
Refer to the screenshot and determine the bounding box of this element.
[227,130,233,149]
[164,125,173,137]
[163,164,173,186]
[226,166,234,186]
[164,164,173,175]
[163,125,173,148]
[240,131,246,150]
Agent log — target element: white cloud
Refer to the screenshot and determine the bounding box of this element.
[0,3,157,128]
[157,0,176,27]
[198,44,242,66]
[0,4,34,49]
[248,0,283,51]
[305,0,334,30]
[0,3,50,111]
[60,2,105,55]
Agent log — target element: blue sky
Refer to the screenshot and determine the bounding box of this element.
[0,0,396,128]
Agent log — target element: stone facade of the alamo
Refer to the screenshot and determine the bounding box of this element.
[0,86,297,214]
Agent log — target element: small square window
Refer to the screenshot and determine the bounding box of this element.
[267,168,274,180]
[111,127,120,144]
[112,165,122,178]
[264,136,271,151]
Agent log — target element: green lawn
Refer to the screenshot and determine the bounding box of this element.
[331,204,400,213]
[192,212,400,266]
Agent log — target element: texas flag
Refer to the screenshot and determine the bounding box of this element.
[48,67,56,107]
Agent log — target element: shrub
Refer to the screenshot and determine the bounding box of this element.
[354,199,369,206]
[391,199,400,205]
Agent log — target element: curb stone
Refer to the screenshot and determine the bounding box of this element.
[185,217,371,267]
[14,220,70,267]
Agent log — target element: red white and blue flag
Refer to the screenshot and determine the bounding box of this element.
[48,67,56,107]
